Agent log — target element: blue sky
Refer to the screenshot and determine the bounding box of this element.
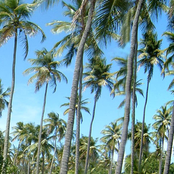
[0,0,173,161]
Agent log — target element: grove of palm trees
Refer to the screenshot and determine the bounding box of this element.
[0,0,174,174]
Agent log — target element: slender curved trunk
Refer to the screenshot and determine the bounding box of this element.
[109,149,114,174]
[27,142,32,174]
[42,151,45,174]
[3,29,18,174]
[36,82,48,174]
[131,33,138,174]
[115,1,144,173]
[84,96,97,174]
[13,143,20,166]
[60,1,96,174]
[159,136,164,174]
[138,79,150,171]
[75,61,83,174]
[49,129,57,174]
[163,103,174,174]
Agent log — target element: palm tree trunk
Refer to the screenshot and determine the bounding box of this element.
[138,79,150,172]
[109,149,114,174]
[159,136,164,174]
[131,33,138,174]
[27,160,30,174]
[36,82,48,174]
[84,96,97,174]
[13,143,20,166]
[49,130,57,174]
[115,1,144,173]
[27,142,32,174]
[75,61,83,174]
[42,151,45,174]
[163,103,174,174]
[3,29,18,173]
[60,1,96,174]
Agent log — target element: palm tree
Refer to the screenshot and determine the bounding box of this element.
[0,0,46,168]
[44,112,67,174]
[111,57,144,108]
[162,31,174,93]
[158,0,174,94]
[61,96,90,119]
[94,0,130,44]
[115,0,166,172]
[0,80,10,117]
[11,122,25,166]
[115,0,167,171]
[49,2,101,173]
[153,104,172,174]
[163,102,174,174]
[138,31,164,170]
[11,122,37,174]
[23,48,67,174]
[133,122,153,156]
[119,1,157,171]
[59,1,96,173]
[47,0,103,66]
[24,126,54,174]
[112,56,143,174]
[83,56,113,174]
[22,123,38,174]
[61,94,90,174]
[74,136,99,173]
[100,120,122,174]
[125,122,153,173]
[163,62,174,94]
[114,1,144,172]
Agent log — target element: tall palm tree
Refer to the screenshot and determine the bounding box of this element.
[44,112,67,142]
[11,122,25,163]
[112,56,143,174]
[61,94,91,174]
[115,1,144,172]
[73,136,99,173]
[0,80,10,117]
[59,1,96,173]
[23,48,67,174]
[153,104,172,174]
[119,2,155,171]
[0,0,46,168]
[44,112,67,174]
[100,120,122,174]
[138,31,164,169]
[163,102,174,174]
[115,0,167,171]
[61,96,90,119]
[11,122,37,174]
[125,121,153,173]
[132,122,153,156]
[83,56,113,174]
[22,123,38,174]
[111,57,144,108]
[48,2,102,173]
[24,126,54,174]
